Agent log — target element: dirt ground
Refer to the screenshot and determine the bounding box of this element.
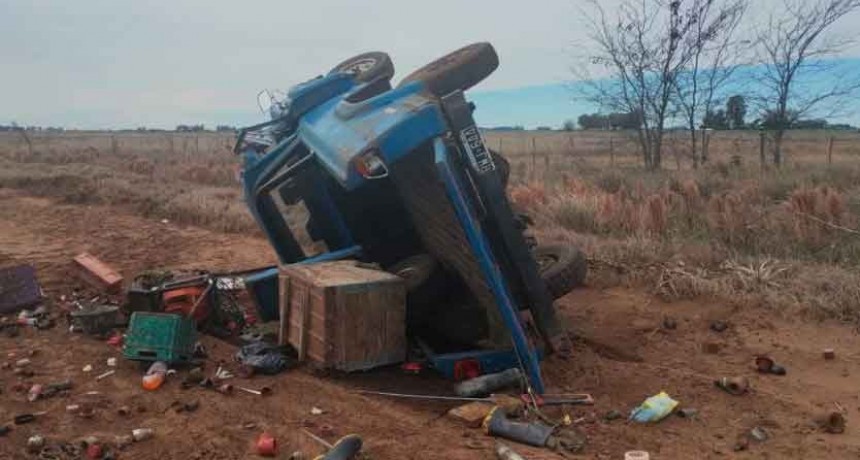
[1,189,860,459]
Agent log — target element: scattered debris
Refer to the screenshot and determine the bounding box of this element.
[710,320,728,333]
[114,435,133,450]
[214,366,234,380]
[823,348,836,360]
[83,364,93,373]
[27,383,43,402]
[483,407,554,447]
[27,434,45,453]
[15,411,47,424]
[106,357,117,367]
[237,385,272,396]
[676,408,699,418]
[0,265,42,314]
[455,368,521,398]
[749,426,770,442]
[546,428,587,453]
[448,401,498,428]
[624,451,650,460]
[173,400,200,413]
[525,393,594,407]
[95,370,115,381]
[235,341,294,375]
[814,411,846,434]
[311,407,325,416]
[603,409,623,421]
[629,392,679,423]
[71,305,119,336]
[496,442,527,460]
[256,432,277,457]
[216,383,234,395]
[755,356,787,375]
[131,428,154,442]
[85,442,104,459]
[714,376,749,396]
[0,425,10,436]
[141,361,167,390]
[117,406,130,417]
[72,252,123,294]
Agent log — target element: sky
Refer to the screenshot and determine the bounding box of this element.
[2,0,860,130]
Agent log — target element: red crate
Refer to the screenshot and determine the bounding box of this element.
[72,253,123,293]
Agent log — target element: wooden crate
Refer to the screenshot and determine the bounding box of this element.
[278,261,406,371]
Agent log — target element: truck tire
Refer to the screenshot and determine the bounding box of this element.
[534,244,587,299]
[398,42,499,97]
[329,51,395,83]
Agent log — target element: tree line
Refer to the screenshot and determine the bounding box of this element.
[576,0,860,169]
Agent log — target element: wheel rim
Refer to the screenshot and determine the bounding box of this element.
[341,58,377,76]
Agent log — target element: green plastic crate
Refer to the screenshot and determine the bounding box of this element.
[123,312,197,364]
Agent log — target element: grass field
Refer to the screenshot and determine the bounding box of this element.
[3,129,860,324]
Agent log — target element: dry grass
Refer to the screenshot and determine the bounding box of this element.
[3,130,860,323]
[0,131,255,233]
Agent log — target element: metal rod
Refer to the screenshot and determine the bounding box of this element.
[356,390,493,403]
[301,428,333,449]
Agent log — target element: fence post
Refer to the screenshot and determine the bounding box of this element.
[759,130,766,172]
[111,135,118,155]
[609,136,615,167]
[530,136,537,170]
[827,136,834,165]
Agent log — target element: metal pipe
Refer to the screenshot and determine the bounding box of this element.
[356,390,493,403]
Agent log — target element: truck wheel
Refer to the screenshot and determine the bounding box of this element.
[534,244,587,299]
[329,51,395,82]
[398,42,499,97]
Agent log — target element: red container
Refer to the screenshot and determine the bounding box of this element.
[256,432,277,457]
[162,285,209,322]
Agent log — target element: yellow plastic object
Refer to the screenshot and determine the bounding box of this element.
[629,391,679,423]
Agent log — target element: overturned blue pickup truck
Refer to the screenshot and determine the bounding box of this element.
[235,43,586,393]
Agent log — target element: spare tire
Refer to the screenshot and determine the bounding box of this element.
[329,51,395,83]
[398,42,499,97]
[534,244,587,299]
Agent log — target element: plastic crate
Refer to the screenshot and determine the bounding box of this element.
[123,312,197,364]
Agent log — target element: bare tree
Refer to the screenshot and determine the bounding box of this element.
[577,0,742,170]
[756,0,860,166]
[672,0,748,167]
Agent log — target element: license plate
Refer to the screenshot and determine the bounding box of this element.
[459,125,495,174]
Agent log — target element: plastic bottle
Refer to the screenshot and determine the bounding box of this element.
[141,362,168,391]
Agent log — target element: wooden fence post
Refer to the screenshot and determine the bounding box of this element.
[827,136,834,165]
[609,137,615,168]
[530,136,537,170]
[759,131,766,172]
